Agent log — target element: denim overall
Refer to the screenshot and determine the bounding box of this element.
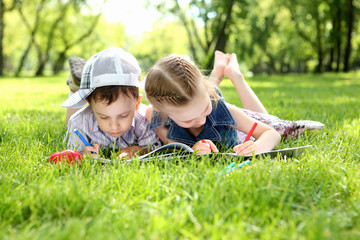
[149,94,239,149]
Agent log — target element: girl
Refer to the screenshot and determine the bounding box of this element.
[144,53,282,155]
[209,51,324,142]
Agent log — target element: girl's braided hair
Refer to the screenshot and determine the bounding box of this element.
[145,55,219,109]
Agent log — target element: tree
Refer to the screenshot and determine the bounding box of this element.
[282,0,330,73]
[343,0,354,72]
[325,0,343,72]
[51,9,101,74]
[0,0,18,76]
[152,0,238,69]
[13,0,102,76]
[128,21,190,70]
[15,0,46,76]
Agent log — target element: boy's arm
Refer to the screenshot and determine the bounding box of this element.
[64,121,87,153]
[65,107,82,127]
[65,108,99,158]
[131,109,164,151]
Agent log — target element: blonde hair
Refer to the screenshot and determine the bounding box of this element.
[145,55,219,109]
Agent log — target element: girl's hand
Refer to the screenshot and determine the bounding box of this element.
[192,139,219,154]
[233,141,256,156]
[83,144,99,158]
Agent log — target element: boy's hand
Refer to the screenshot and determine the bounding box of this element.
[224,53,242,81]
[210,50,229,86]
[83,144,99,158]
[192,139,219,154]
[233,141,256,156]
[116,146,148,160]
[117,152,129,160]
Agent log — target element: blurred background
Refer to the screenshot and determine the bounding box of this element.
[0,0,359,77]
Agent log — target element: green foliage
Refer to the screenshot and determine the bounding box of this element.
[1,73,360,239]
[150,0,359,73]
[3,0,360,76]
[128,21,190,71]
[3,0,114,76]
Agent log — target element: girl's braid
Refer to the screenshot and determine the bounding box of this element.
[145,55,201,106]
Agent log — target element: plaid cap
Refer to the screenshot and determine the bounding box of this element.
[61,47,141,109]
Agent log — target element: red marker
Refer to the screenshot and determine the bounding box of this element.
[244,122,258,142]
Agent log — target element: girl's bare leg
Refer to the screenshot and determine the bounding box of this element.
[210,51,268,114]
[209,50,229,86]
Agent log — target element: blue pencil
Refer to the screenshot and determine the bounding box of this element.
[74,129,97,154]
[74,129,92,146]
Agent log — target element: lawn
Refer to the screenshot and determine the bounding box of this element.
[0,72,359,239]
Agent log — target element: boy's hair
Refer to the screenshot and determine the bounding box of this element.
[145,55,218,109]
[87,86,139,106]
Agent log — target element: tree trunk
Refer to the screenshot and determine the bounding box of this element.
[52,50,67,74]
[326,47,334,72]
[314,8,323,73]
[15,42,32,77]
[35,57,46,76]
[174,0,199,62]
[35,2,70,76]
[0,0,5,76]
[52,13,100,74]
[16,3,45,76]
[326,16,336,72]
[204,0,235,69]
[343,0,354,72]
[335,5,342,72]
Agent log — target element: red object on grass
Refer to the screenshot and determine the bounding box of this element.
[244,122,258,143]
[49,149,82,165]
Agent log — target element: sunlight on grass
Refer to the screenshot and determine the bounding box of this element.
[1,73,360,239]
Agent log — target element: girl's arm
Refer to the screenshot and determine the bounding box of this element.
[225,67,268,114]
[145,106,218,154]
[226,103,281,155]
[145,106,175,145]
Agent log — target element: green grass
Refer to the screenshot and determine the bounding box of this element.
[1,72,360,239]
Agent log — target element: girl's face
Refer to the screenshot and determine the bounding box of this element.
[161,89,212,129]
[90,95,141,138]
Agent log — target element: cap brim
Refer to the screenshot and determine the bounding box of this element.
[61,88,94,108]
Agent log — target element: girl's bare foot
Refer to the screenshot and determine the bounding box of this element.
[224,53,242,82]
[210,50,229,86]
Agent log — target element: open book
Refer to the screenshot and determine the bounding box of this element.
[96,142,312,163]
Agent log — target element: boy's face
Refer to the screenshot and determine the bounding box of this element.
[90,94,141,138]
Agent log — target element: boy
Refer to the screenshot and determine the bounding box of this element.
[62,47,162,159]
